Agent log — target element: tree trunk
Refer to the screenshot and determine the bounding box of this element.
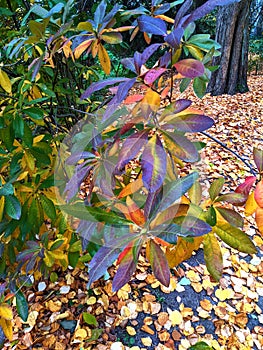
[207,0,252,95]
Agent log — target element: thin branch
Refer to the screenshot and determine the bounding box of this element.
[201,131,257,176]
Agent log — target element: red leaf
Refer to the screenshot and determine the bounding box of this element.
[174,59,205,78]
[253,148,263,173]
[235,176,256,196]
[149,239,170,287]
[255,180,263,208]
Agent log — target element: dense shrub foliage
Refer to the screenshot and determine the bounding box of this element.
[0,0,262,342]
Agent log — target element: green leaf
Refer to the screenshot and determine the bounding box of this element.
[213,223,257,254]
[215,192,247,205]
[203,232,223,281]
[5,195,21,220]
[193,77,207,98]
[189,341,212,350]
[60,203,132,225]
[50,239,65,251]
[215,207,243,228]
[209,177,224,201]
[0,183,13,196]
[149,240,170,287]
[40,195,56,220]
[23,107,44,121]
[82,312,98,326]
[16,290,28,322]
[204,206,217,226]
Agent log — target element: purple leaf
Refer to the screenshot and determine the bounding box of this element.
[116,78,137,103]
[176,216,212,236]
[80,77,129,100]
[29,56,44,81]
[174,0,193,27]
[66,151,95,165]
[64,163,92,201]
[137,15,167,36]
[162,131,199,162]
[165,27,184,48]
[161,99,192,118]
[87,246,120,288]
[77,220,98,250]
[94,0,107,29]
[253,148,263,173]
[174,59,205,78]
[215,192,248,205]
[100,4,122,31]
[0,283,6,297]
[149,240,170,287]
[115,130,149,173]
[121,57,136,73]
[164,114,214,132]
[144,68,166,85]
[134,51,143,73]
[141,43,162,64]
[153,3,170,15]
[141,135,167,193]
[112,240,141,291]
[157,172,199,213]
[181,0,241,28]
[159,51,171,67]
[144,187,163,220]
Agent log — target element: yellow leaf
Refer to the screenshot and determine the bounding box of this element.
[33,135,45,143]
[44,251,55,267]
[168,310,183,326]
[0,304,13,320]
[155,14,174,24]
[91,39,99,58]
[62,40,73,59]
[0,196,5,222]
[245,192,258,216]
[0,69,12,94]
[98,43,111,75]
[142,89,160,112]
[0,318,13,341]
[32,85,42,99]
[215,288,234,301]
[24,151,35,171]
[166,236,203,268]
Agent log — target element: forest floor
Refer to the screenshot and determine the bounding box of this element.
[3,75,263,350]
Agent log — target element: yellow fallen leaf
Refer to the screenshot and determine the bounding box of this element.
[168,310,183,326]
[75,328,87,339]
[86,296,96,305]
[215,288,234,301]
[0,318,13,341]
[126,326,136,336]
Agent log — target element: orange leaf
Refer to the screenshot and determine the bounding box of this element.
[98,43,111,74]
[118,177,143,198]
[74,39,93,59]
[117,242,133,264]
[255,207,263,234]
[166,236,203,268]
[126,196,145,226]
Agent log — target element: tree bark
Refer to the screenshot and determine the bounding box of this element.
[207,0,252,95]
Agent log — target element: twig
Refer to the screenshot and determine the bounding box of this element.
[200,131,257,177]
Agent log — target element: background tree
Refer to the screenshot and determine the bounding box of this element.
[207,0,252,95]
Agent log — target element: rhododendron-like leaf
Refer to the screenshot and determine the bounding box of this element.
[235,176,256,196]
[141,43,162,65]
[80,77,129,100]
[115,129,149,173]
[144,187,163,220]
[215,207,244,228]
[215,192,247,205]
[160,99,192,119]
[213,223,257,254]
[174,59,205,78]
[149,240,170,287]
[253,147,263,173]
[138,15,167,36]
[165,27,184,48]
[162,114,214,132]
[181,0,242,28]
[112,240,141,291]
[209,177,225,201]
[144,68,167,85]
[156,172,198,214]
[175,216,212,237]
[203,232,223,282]
[141,135,167,193]
[162,130,199,162]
